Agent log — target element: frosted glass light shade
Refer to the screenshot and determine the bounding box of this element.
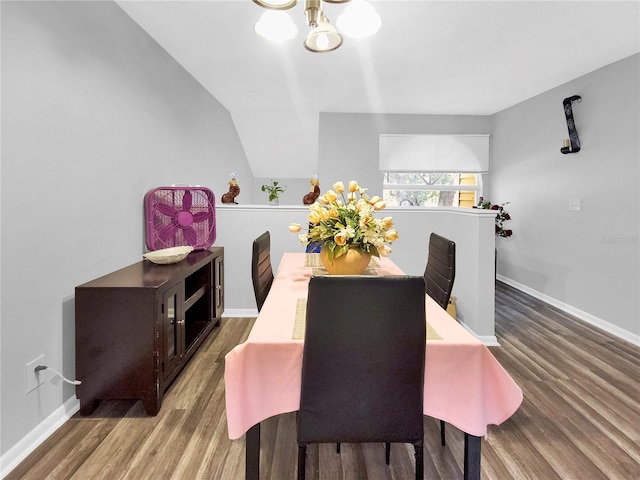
[304,19,343,52]
[336,0,382,39]
[253,0,297,10]
[255,11,298,42]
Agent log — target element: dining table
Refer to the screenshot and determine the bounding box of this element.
[224,252,523,480]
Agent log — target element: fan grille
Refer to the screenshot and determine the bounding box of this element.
[144,187,216,251]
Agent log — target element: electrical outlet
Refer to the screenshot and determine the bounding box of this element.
[569,198,581,212]
[25,355,45,394]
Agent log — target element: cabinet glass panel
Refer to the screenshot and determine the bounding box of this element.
[163,284,182,380]
[167,293,176,358]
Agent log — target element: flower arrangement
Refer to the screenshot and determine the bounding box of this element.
[289,180,398,263]
[474,197,513,237]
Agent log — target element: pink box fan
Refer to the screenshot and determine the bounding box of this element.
[144,186,216,251]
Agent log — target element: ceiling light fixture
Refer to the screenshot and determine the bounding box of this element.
[255,10,298,42]
[252,0,381,52]
[253,0,298,10]
[336,0,382,39]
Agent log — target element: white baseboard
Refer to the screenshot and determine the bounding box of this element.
[475,334,500,347]
[222,308,258,318]
[497,274,640,346]
[457,319,500,346]
[1,397,80,479]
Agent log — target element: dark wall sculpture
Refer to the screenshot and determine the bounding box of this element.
[561,95,582,154]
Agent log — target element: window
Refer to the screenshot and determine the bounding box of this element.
[378,134,489,207]
[383,172,481,207]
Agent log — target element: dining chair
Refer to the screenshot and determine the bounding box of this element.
[251,231,274,312]
[424,232,456,310]
[423,232,456,446]
[297,275,427,480]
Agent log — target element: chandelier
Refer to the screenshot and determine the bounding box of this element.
[253,0,382,53]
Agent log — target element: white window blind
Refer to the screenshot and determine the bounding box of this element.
[379,134,490,173]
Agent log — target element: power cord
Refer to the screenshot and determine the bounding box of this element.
[35,365,81,385]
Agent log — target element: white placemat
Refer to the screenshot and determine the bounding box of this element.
[311,267,379,276]
[293,298,442,340]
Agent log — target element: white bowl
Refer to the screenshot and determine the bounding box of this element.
[143,246,194,265]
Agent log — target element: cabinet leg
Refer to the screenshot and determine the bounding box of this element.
[79,399,96,416]
[141,397,161,416]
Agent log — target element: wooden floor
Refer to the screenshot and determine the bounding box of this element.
[6,282,640,480]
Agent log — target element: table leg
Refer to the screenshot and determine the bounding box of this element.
[246,423,260,480]
[463,433,481,480]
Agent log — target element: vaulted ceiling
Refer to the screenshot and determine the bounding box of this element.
[117,1,639,177]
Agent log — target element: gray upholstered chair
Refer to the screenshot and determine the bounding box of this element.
[251,231,274,312]
[423,232,456,445]
[424,232,456,311]
[297,276,426,480]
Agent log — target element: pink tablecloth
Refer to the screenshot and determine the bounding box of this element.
[225,253,522,439]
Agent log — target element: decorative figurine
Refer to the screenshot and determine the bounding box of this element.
[302,177,320,205]
[222,175,240,204]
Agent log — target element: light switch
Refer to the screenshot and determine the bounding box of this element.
[569,198,581,211]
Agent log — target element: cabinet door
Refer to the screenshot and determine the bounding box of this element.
[214,254,224,319]
[162,283,184,380]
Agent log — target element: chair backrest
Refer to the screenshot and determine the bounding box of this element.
[424,232,456,310]
[251,231,274,312]
[297,275,426,445]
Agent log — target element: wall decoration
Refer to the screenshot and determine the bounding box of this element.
[303,176,320,205]
[561,95,582,154]
[222,173,240,204]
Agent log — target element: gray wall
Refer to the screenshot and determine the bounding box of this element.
[316,59,639,341]
[491,54,639,337]
[318,112,493,194]
[1,0,251,458]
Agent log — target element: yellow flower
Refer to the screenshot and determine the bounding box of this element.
[385,229,399,242]
[334,231,347,246]
[328,205,340,218]
[320,208,331,221]
[369,195,381,205]
[289,223,301,233]
[325,190,338,203]
[356,198,368,211]
[373,200,386,210]
[345,226,356,238]
[333,181,345,194]
[348,180,359,192]
[381,216,394,229]
[359,215,373,230]
[310,202,323,213]
[318,195,329,204]
[308,211,321,224]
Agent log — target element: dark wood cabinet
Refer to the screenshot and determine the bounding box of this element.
[75,247,224,415]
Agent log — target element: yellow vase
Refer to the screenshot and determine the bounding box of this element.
[319,246,371,275]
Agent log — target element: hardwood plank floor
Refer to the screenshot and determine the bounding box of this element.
[6,282,639,479]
